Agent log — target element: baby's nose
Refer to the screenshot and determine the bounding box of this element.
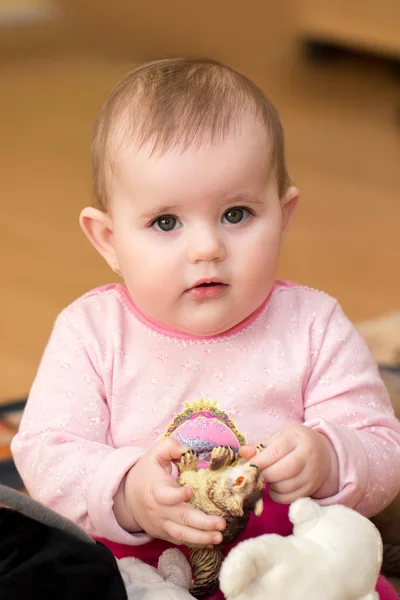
[187,229,226,263]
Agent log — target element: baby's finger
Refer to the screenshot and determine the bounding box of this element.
[251,434,296,471]
[269,481,311,505]
[239,445,257,460]
[150,437,188,469]
[164,520,223,547]
[262,450,304,483]
[152,481,192,506]
[268,469,307,495]
[180,505,226,533]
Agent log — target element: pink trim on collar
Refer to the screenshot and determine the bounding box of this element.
[117,282,284,341]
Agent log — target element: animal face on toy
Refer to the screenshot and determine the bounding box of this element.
[205,459,264,518]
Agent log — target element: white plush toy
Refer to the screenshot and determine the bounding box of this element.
[219,497,383,600]
[119,548,196,600]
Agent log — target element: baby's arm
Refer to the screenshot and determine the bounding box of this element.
[12,312,225,545]
[11,312,150,544]
[11,311,224,546]
[302,302,400,517]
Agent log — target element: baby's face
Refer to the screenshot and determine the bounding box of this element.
[110,120,296,336]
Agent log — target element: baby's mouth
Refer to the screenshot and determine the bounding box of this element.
[196,282,221,288]
[189,278,227,290]
[186,279,229,299]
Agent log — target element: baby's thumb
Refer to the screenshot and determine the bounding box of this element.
[151,437,188,469]
[239,445,257,460]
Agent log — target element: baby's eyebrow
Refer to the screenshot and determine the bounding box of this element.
[224,194,265,208]
[139,194,265,220]
[232,196,264,206]
[140,204,181,219]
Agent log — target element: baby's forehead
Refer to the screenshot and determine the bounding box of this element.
[111,106,271,165]
[115,123,272,183]
[109,119,275,212]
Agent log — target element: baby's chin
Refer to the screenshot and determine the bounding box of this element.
[181,324,232,337]
[170,314,246,338]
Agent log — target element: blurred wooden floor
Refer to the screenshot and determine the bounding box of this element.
[0,12,399,402]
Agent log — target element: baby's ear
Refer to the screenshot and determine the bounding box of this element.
[79,207,118,272]
[281,186,299,236]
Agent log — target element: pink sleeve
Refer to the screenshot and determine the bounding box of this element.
[303,302,400,517]
[11,312,151,545]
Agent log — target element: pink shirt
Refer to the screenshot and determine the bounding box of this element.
[12,281,400,546]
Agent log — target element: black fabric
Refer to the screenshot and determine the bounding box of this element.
[0,460,23,490]
[0,508,127,600]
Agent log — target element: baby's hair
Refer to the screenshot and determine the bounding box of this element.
[92,58,290,210]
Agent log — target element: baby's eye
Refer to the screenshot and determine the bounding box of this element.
[152,215,179,232]
[222,207,252,225]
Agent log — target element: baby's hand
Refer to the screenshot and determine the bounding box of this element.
[122,438,225,546]
[240,425,337,504]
